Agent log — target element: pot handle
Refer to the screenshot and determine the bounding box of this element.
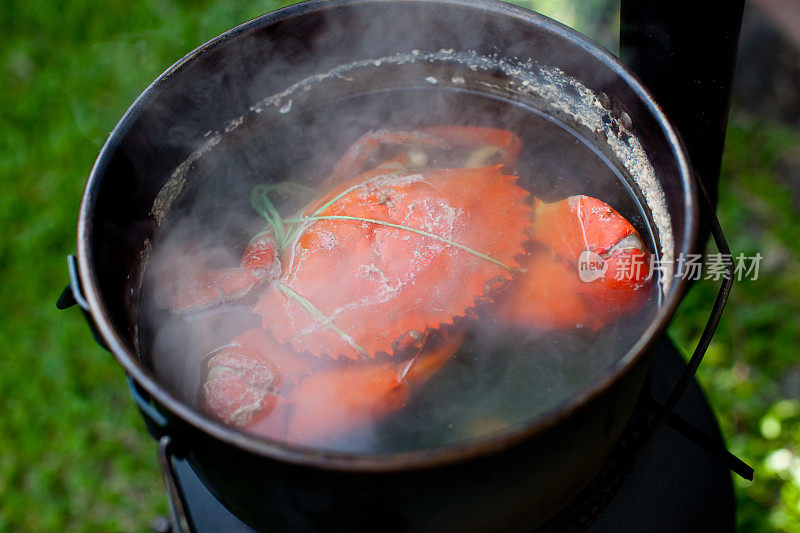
[659,177,732,421]
[647,177,753,480]
[57,255,109,350]
[128,376,172,441]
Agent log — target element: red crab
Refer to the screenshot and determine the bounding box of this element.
[154,126,652,446]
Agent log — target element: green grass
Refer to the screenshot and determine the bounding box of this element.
[0,1,293,530]
[0,1,798,531]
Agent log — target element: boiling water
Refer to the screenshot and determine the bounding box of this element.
[139,87,660,454]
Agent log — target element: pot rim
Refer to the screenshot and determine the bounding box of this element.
[77,0,698,472]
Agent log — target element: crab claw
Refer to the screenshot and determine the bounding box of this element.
[273,363,410,444]
[495,252,606,330]
[201,328,313,428]
[533,196,652,313]
[495,196,652,330]
[154,231,281,314]
[248,331,464,444]
[531,196,648,266]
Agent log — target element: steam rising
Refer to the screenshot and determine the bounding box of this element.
[138,6,665,454]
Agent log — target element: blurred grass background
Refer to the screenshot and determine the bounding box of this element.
[1,0,798,530]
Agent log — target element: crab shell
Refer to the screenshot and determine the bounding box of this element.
[254,164,532,360]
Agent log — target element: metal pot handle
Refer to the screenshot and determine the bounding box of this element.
[56,255,108,350]
[645,176,752,480]
[659,177,732,420]
[128,376,172,440]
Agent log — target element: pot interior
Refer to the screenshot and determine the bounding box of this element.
[81,0,694,457]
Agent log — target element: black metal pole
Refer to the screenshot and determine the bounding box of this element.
[620,0,745,214]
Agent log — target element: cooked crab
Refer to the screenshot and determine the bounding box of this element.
[154,126,652,445]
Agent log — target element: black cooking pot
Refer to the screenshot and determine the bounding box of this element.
[62,1,734,531]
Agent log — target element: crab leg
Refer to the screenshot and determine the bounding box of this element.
[247,331,465,444]
[154,231,281,314]
[417,125,522,168]
[328,129,450,185]
[327,126,522,185]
